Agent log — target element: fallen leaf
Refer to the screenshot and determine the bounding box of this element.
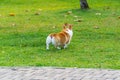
[95,13,101,15]
[74,16,78,18]
[94,26,99,29]
[67,11,72,15]
[9,13,15,16]
[53,26,56,29]
[74,19,82,22]
[34,12,40,15]
[106,6,110,9]
[118,16,120,19]
[25,10,30,12]
[12,23,16,26]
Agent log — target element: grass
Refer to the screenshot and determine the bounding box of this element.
[0,0,120,69]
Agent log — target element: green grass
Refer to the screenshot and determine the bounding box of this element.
[0,0,120,69]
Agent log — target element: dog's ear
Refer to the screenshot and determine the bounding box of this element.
[63,25,66,29]
[63,23,68,29]
[69,24,72,30]
[64,23,68,26]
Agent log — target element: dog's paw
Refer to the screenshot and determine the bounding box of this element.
[46,48,49,50]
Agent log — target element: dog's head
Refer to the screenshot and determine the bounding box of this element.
[63,23,73,37]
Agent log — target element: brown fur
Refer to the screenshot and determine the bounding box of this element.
[50,30,70,48]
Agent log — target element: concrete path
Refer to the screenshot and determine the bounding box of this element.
[0,67,120,80]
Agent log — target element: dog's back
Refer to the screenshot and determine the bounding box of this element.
[50,31,70,47]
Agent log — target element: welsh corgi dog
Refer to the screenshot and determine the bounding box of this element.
[46,23,73,50]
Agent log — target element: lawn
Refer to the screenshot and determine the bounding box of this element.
[0,0,120,69]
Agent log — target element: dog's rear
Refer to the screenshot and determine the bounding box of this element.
[46,34,56,50]
[46,23,73,50]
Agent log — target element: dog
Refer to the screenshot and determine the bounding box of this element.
[46,23,73,50]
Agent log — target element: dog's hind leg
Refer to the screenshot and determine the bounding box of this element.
[54,43,61,50]
[46,36,52,50]
[64,44,68,49]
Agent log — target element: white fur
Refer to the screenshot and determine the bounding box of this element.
[46,28,73,50]
[46,36,52,50]
[65,28,73,43]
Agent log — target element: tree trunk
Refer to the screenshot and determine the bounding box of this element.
[80,0,89,9]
